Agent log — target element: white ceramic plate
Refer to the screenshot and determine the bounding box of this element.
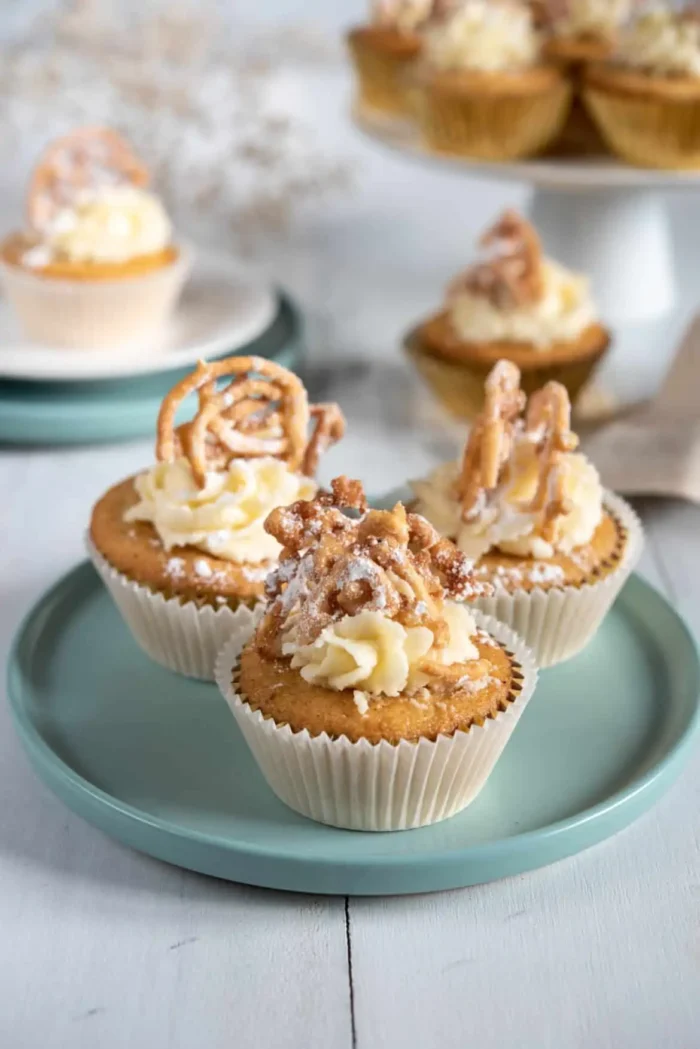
[0,251,277,382]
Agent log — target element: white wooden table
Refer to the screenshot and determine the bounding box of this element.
[2,22,700,1049]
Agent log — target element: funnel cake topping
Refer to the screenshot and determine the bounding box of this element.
[254,478,492,695]
[157,356,345,488]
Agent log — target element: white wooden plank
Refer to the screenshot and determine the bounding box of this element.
[349,760,700,1049]
[0,780,350,1049]
[639,498,700,636]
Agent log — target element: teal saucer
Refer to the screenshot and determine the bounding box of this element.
[7,562,700,895]
[0,293,302,445]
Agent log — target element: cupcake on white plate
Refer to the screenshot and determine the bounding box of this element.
[0,126,189,349]
[88,355,345,680]
[216,477,537,832]
[411,359,643,667]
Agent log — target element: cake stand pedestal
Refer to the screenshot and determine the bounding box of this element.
[353,109,700,416]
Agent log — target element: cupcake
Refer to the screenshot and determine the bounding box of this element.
[216,477,537,831]
[347,1,452,119]
[411,360,643,667]
[541,0,634,154]
[413,0,572,160]
[88,356,345,681]
[584,5,700,169]
[408,210,610,419]
[0,126,189,348]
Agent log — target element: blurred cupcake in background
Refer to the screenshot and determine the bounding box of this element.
[413,0,572,159]
[347,0,454,119]
[545,0,634,64]
[0,126,190,349]
[542,0,636,154]
[406,210,610,418]
[585,4,700,169]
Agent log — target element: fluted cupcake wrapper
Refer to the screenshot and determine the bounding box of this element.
[585,86,700,170]
[87,536,264,681]
[0,249,190,350]
[471,492,644,669]
[215,612,538,832]
[415,81,571,161]
[347,31,419,118]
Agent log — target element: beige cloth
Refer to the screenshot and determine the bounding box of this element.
[583,316,700,501]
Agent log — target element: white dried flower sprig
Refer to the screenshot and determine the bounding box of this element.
[0,0,351,251]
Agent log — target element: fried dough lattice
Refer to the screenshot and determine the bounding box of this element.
[27,127,150,232]
[156,356,345,488]
[255,477,492,690]
[449,209,545,310]
[458,359,526,521]
[456,361,580,541]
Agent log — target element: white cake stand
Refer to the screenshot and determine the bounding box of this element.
[354,110,700,411]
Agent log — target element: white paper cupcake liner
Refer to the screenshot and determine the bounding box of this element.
[215,612,538,832]
[0,247,190,350]
[472,491,643,669]
[87,536,264,681]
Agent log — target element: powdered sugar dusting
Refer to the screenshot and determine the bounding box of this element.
[166,557,185,578]
[194,558,214,579]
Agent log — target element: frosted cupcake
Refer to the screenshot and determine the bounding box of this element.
[412,360,643,667]
[541,0,634,154]
[408,210,610,418]
[0,126,189,348]
[545,0,633,63]
[89,356,345,680]
[347,1,453,118]
[413,0,571,159]
[585,5,700,168]
[216,477,537,831]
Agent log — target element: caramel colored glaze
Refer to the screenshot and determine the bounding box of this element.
[419,64,567,98]
[89,477,271,606]
[238,638,521,745]
[585,62,700,102]
[347,25,422,58]
[1,233,179,281]
[474,511,626,594]
[416,311,611,369]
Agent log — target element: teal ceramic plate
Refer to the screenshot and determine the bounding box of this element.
[7,562,700,895]
[0,293,302,446]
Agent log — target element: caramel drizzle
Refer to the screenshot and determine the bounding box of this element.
[157,356,345,488]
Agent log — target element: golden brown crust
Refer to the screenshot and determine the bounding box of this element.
[238,637,521,744]
[89,477,270,604]
[585,62,700,102]
[474,510,626,592]
[416,311,611,369]
[0,233,179,281]
[347,25,422,57]
[419,64,568,97]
